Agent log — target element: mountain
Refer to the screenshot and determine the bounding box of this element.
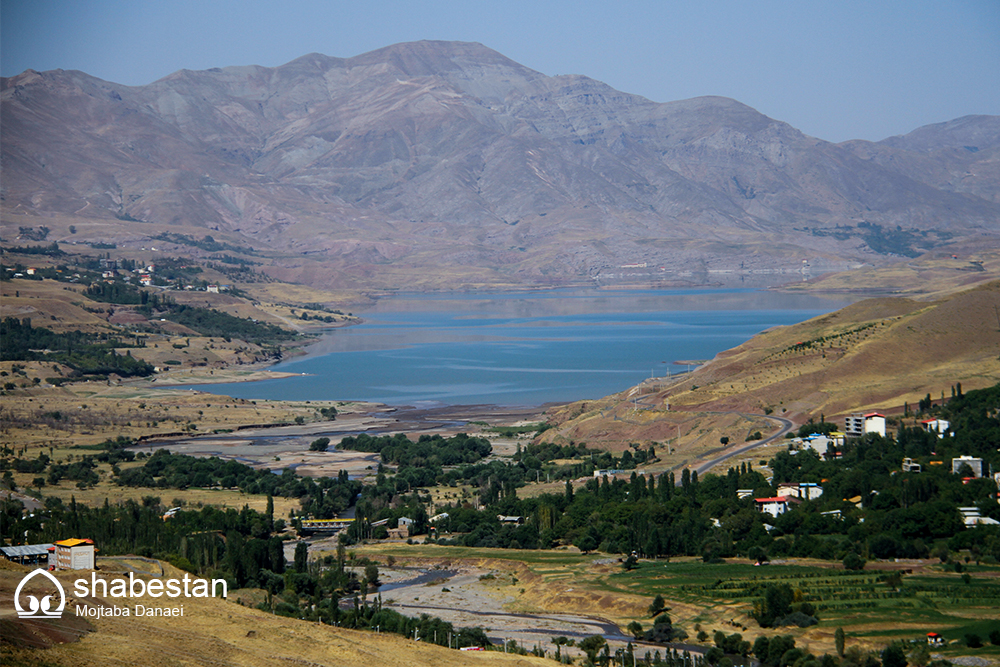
[3,40,998,289]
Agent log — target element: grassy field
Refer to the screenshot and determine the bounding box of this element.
[351,543,1000,658]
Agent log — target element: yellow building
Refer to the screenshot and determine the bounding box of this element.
[53,538,96,570]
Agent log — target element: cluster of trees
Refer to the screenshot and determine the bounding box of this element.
[153,232,256,256]
[352,384,1000,567]
[513,441,657,472]
[116,451,362,517]
[0,481,490,649]
[1,242,64,256]
[160,304,294,345]
[338,433,492,467]
[0,317,154,378]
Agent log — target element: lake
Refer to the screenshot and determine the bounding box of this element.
[192,288,847,407]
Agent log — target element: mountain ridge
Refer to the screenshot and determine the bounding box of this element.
[3,40,998,289]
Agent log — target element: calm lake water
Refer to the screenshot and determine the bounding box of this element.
[193,288,847,407]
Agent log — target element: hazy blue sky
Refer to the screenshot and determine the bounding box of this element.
[2,0,997,142]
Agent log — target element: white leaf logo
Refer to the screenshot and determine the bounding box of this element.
[14,569,66,618]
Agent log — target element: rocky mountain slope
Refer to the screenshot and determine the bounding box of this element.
[3,40,998,289]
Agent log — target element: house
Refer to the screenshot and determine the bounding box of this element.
[52,538,96,570]
[863,413,886,436]
[801,434,836,457]
[754,496,800,518]
[386,518,412,540]
[736,489,755,499]
[952,456,984,477]
[958,507,1000,527]
[775,483,823,500]
[139,274,152,286]
[845,413,885,437]
[497,515,524,524]
[921,419,950,438]
[206,285,219,293]
[594,469,626,478]
[902,458,922,473]
[926,633,945,647]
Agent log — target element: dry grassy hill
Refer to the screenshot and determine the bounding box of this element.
[540,280,1000,453]
[0,560,549,667]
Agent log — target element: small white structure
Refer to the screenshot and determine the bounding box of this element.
[497,515,524,524]
[754,496,800,517]
[958,507,1000,527]
[736,489,755,499]
[902,458,922,473]
[774,482,822,500]
[594,469,626,478]
[206,285,219,293]
[921,419,950,438]
[952,456,984,477]
[801,432,844,457]
[53,538,96,570]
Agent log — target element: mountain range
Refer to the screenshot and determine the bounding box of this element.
[3,40,998,289]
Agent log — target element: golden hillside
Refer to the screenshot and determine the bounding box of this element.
[0,561,549,667]
[540,280,1000,451]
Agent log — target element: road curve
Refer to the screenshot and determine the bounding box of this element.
[692,413,794,476]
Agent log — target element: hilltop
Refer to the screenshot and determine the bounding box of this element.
[3,41,999,290]
[539,280,1000,454]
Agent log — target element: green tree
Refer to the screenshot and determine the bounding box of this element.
[364,562,380,588]
[294,541,308,572]
[309,437,330,452]
[648,594,666,617]
[882,644,907,667]
[843,552,866,571]
[579,635,607,663]
[908,642,930,667]
[835,627,846,657]
[575,533,597,554]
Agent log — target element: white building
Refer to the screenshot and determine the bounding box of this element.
[958,507,1000,527]
[776,482,823,500]
[863,413,886,436]
[53,538,96,570]
[754,496,800,517]
[952,456,984,477]
[801,432,845,457]
[845,413,885,437]
[921,419,950,438]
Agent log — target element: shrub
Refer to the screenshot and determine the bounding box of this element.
[843,553,866,571]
